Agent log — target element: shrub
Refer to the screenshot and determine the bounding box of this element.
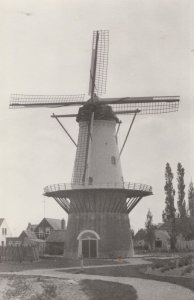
[181,265,193,276]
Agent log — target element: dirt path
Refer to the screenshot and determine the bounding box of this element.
[1,266,193,300]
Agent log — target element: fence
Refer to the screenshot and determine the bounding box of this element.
[176,240,194,251]
[0,245,40,262]
[44,181,152,194]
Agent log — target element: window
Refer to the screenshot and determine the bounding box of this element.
[45,227,51,238]
[155,240,162,248]
[111,156,116,165]
[88,177,93,185]
[45,227,51,233]
[2,228,7,235]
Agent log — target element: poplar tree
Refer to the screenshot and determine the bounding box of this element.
[188,181,194,217]
[162,162,176,250]
[177,162,186,218]
[162,163,176,222]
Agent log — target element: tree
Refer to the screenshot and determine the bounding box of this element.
[188,181,194,217]
[162,163,176,222]
[177,162,186,218]
[162,162,176,250]
[145,209,155,250]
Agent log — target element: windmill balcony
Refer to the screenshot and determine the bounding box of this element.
[44,182,152,197]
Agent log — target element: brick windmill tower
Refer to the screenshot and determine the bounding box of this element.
[10,30,179,258]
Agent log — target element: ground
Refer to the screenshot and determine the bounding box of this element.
[0,255,193,299]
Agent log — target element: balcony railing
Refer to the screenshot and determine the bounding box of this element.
[44,182,152,194]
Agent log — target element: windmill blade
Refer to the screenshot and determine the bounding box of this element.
[10,94,85,108]
[99,96,180,115]
[89,30,109,97]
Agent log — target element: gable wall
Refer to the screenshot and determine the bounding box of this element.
[0,219,12,245]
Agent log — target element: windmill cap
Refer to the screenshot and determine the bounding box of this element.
[76,102,119,123]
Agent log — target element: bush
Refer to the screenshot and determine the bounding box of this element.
[161,264,170,272]
[181,265,193,276]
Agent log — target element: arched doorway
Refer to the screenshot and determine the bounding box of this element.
[77,230,100,258]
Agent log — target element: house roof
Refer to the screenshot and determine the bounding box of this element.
[19,230,37,240]
[155,229,170,239]
[46,230,66,243]
[22,237,45,246]
[35,218,62,231]
[0,218,5,226]
[46,218,61,229]
[44,218,63,230]
[26,223,37,231]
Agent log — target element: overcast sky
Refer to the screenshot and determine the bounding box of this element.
[0,0,193,235]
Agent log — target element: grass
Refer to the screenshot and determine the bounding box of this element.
[1,256,194,294]
[1,276,137,300]
[0,257,123,272]
[64,260,194,293]
[4,277,31,299]
[80,279,137,300]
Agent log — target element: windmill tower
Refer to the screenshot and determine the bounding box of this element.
[10,30,179,258]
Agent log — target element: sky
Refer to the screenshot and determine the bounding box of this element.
[0,0,193,236]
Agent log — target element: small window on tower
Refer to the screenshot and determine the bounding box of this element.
[111,156,116,165]
[88,177,93,185]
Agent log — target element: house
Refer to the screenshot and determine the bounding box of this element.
[159,217,194,240]
[19,230,39,241]
[6,237,21,246]
[154,229,170,250]
[134,229,147,249]
[19,230,46,256]
[34,218,66,240]
[46,230,66,255]
[26,223,37,232]
[134,228,170,251]
[135,217,194,252]
[0,218,12,246]
[6,230,46,258]
[159,217,194,251]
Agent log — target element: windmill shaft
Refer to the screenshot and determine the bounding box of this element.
[99,96,180,104]
[10,101,84,108]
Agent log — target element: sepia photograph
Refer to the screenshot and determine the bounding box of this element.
[0,0,194,299]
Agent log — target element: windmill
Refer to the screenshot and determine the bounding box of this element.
[10,30,179,258]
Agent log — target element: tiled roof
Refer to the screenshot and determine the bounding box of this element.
[44,218,63,230]
[19,230,37,240]
[26,223,37,231]
[46,230,66,243]
[0,218,4,226]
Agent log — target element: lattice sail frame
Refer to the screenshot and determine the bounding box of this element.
[106,96,180,115]
[10,94,85,108]
[89,30,109,96]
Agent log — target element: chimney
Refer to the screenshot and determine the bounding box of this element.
[61,219,65,230]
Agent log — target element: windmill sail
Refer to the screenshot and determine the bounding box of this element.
[10,94,85,108]
[89,30,109,97]
[99,96,180,115]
